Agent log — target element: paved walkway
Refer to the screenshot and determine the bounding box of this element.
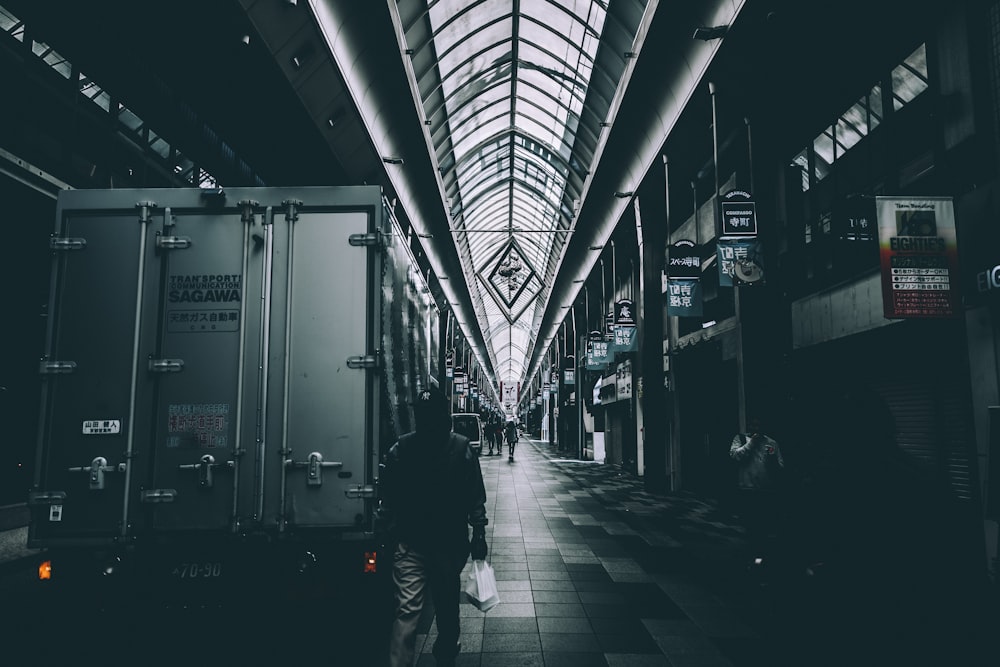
[411,438,771,667]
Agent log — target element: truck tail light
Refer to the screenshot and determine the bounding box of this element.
[364,551,377,574]
[38,560,52,581]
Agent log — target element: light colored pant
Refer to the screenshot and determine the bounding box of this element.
[388,542,464,667]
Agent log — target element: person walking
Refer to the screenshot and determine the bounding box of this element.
[504,419,518,462]
[380,386,489,667]
[486,412,498,456]
[729,415,784,561]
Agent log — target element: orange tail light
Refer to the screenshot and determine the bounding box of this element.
[38,560,52,581]
[363,551,377,574]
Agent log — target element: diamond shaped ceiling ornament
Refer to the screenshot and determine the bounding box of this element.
[481,237,538,316]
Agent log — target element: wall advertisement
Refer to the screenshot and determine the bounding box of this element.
[877,196,960,319]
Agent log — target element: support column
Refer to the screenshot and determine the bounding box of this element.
[636,182,668,492]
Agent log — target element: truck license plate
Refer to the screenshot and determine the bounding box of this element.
[172,562,223,579]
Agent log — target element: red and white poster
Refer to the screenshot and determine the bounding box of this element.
[877,196,960,319]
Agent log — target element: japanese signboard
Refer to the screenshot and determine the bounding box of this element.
[716,237,762,287]
[721,190,757,236]
[877,196,960,319]
[666,278,703,317]
[586,339,610,370]
[667,240,701,279]
[616,360,632,401]
[838,194,877,242]
[611,324,637,352]
[614,299,635,327]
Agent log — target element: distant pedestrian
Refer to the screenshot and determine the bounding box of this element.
[487,413,500,455]
[505,419,518,461]
[380,386,489,667]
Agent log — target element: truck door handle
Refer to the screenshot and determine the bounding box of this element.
[284,452,343,487]
[178,454,233,488]
[68,456,126,490]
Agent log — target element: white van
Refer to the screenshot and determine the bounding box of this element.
[451,413,484,455]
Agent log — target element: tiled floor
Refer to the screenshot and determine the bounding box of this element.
[410,438,770,667]
[404,437,999,667]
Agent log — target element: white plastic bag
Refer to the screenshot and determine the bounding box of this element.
[464,559,500,612]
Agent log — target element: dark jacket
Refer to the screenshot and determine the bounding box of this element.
[380,431,488,554]
[504,422,518,443]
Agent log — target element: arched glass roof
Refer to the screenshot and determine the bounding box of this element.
[393,0,648,389]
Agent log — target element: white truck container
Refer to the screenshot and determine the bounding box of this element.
[28,186,439,603]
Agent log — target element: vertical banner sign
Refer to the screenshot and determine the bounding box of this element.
[717,237,762,287]
[877,196,960,318]
[667,240,702,316]
[667,278,703,317]
[445,349,454,378]
[611,325,638,352]
[616,360,633,401]
[587,339,610,370]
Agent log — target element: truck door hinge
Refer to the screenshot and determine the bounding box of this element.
[178,454,233,489]
[49,236,87,251]
[346,352,381,369]
[348,231,384,248]
[67,456,125,491]
[285,452,343,487]
[136,201,157,224]
[39,360,77,374]
[148,358,184,373]
[239,199,260,224]
[155,234,192,250]
[282,199,302,223]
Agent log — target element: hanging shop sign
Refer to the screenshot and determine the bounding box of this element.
[877,196,960,319]
[614,299,636,327]
[717,237,764,287]
[837,194,877,242]
[586,339,610,370]
[588,330,604,342]
[616,360,633,401]
[721,190,757,236]
[666,240,701,279]
[563,368,575,385]
[666,278,703,317]
[445,349,454,378]
[611,324,637,352]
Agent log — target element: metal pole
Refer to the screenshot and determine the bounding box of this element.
[711,82,746,433]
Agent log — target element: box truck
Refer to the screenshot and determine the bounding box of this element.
[27,186,439,605]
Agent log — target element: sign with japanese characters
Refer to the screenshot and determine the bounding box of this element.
[586,339,610,370]
[667,240,701,279]
[838,194,877,242]
[721,190,757,236]
[666,278,703,317]
[611,324,637,352]
[616,360,632,401]
[614,299,635,327]
[877,196,960,319]
[167,274,242,333]
[716,237,761,287]
[166,403,230,449]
